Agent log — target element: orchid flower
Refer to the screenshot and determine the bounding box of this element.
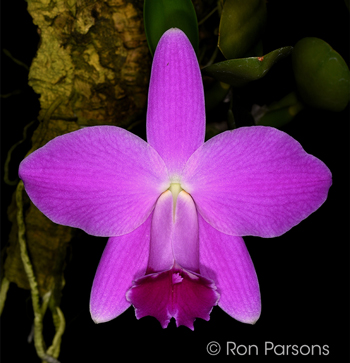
[19,28,332,330]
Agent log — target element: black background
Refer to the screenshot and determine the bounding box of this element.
[1,1,349,362]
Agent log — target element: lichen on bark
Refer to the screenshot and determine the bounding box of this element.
[28,0,150,127]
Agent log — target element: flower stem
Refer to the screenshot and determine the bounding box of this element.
[47,306,66,359]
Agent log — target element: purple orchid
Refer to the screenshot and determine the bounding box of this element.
[19,28,332,330]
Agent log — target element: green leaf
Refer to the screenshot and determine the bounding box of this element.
[218,0,266,60]
[292,37,350,112]
[254,93,305,128]
[202,46,293,87]
[252,92,305,128]
[255,105,302,128]
[144,0,199,56]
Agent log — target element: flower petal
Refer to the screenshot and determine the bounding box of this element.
[182,126,332,237]
[126,265,219,330]
[146,28,205,178]
[198,214,260,324]
[90,213,152,323]
[19,126,169,237]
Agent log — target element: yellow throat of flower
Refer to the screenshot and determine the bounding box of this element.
[169,183,183,221]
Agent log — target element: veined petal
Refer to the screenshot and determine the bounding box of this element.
[90,213,152,323]
[19,126,169,237]
[198,214,260,324]
[146,28,205,178]
[182,126,332,238]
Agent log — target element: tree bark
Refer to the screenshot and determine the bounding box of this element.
[4,0,151,298]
